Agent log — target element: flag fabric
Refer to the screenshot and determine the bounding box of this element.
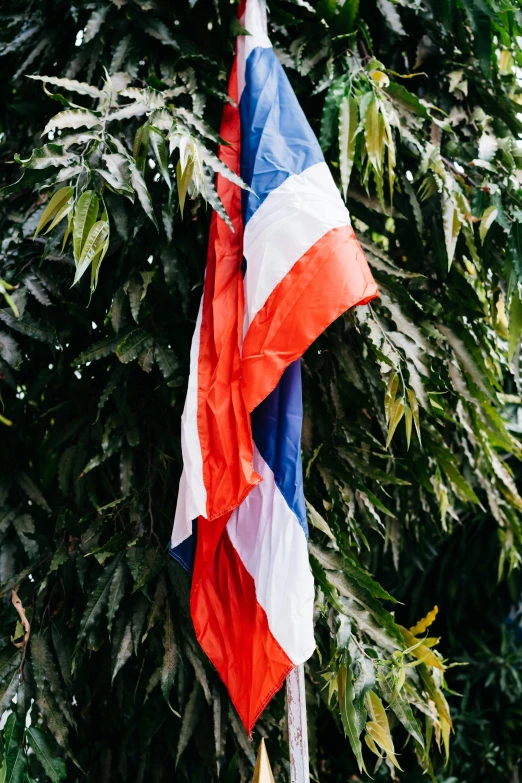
[170,0,378,733]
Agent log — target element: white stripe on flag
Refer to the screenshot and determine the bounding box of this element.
[237,0,271,102]
[172,299,206,547]
[226,446,315,664]
[242,162,351,337]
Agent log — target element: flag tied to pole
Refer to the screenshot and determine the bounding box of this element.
[170,0,378,733]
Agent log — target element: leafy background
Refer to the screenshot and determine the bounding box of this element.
[1,0,522,781]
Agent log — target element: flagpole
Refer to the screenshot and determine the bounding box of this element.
[286,664,309,782]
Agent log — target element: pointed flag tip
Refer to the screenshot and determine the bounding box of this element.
[252,737,275,783]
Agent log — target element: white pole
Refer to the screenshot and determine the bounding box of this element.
[286,664,309,782]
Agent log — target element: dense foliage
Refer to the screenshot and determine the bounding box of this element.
[2,0,522,780]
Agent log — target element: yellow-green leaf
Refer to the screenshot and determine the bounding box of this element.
[338,94,359,200]
[370,69,390,88]
[441,716,451,765]
[410,605,438,636]
[366,722,402,769]
[384,371,399,422]
[442,191,462,268]
[34,186,73,238]
[386,397,405,449]
[404,404,412,449]
[399,625,445,670]
[62,210,73,251]
[45,198,73,234]
[406,387,421,444]
[73,191,99,263]
[360,92,384,174]
[479,205,498,244]
[364,732,382,757]
[366,690,402,769]
[306,500,336,541]
[176,157,194,217]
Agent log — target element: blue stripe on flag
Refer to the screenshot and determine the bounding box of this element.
[239,47,323,224]
[251,359,307,536]
[170,518,198,573]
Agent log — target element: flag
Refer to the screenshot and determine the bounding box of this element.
[170,0,378,733]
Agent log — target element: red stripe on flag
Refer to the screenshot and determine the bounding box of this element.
[197,53,261,520]
[191,521,293,733]
[241,225,378,413]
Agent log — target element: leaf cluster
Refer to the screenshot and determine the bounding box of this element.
[2,0,522,781]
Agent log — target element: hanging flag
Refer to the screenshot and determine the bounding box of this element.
[170,0,378,733]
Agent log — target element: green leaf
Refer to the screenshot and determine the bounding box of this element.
[379,677,424,747]
[338,94,359,200]
[433,445,480,504]
[0,167,56,197]
[83,6,109,43]
[0,331,22,369]
[126,546,164,592]
[0,646,21,680]
[200,149,253,193]
[116,328,154,365]
[31,634,75,729]
[154,341,178,379]
[15,143,79,170]
[510,219,522,283]
[26,727,66,783]
[72,220,109,287]
[150,127,172,189]
[334,0,360,34]
[129,162,159,228]
[107,562,127,636]
[133,122,151,174]
[4,714,27,783]
[73,332,129,365]
[125,276,143,323]
[377,0,405,34]
[76,554,123,651]
[320,76,347,151]
[27,74,105,97]
[16,472,51,512]
[0,308,57,344]
[101,153,133,193]
[42,109,100,136]
[0,669,19,713]
[161,606,178,703]
[176,681,203,766]
[310,542,398,603]
[112,618,133,682]
[310,555,345,613]
[338,666,366,773]
[479,204,498,243]
[509,288,522,360]
[384,82,430,118]
[120,448,133,497]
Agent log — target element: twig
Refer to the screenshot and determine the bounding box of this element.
[441,156,479,188]
[11,585,31,678]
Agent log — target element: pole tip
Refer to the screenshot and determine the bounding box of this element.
[252,737,275,783]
